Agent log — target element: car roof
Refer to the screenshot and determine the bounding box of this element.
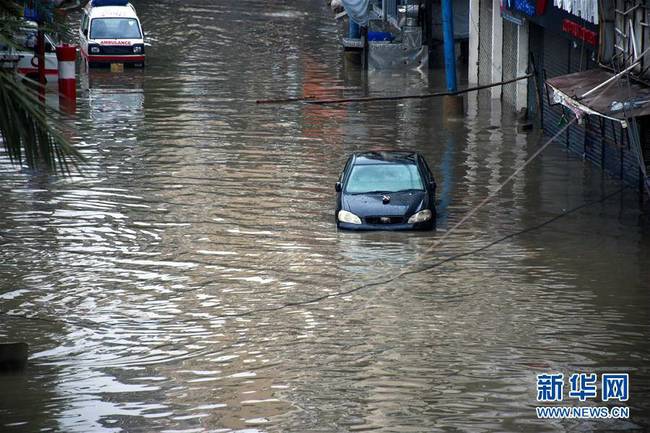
[87,4,138,19]
[351,151,420,165]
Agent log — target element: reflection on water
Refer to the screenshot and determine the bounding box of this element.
[82,70,145,119]
[1,0,649,432]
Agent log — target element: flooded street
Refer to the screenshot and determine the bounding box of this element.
[1,0,650,432]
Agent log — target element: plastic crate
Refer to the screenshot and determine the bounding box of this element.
[368,31,395,42]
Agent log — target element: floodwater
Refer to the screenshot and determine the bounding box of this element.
[1,1,649,432]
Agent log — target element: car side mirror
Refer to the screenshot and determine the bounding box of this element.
[335,182,342,192]
[83,29,88,37]
[429,180,437,194]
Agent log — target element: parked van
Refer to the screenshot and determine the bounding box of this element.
[0,21,58,78]
[79,0,145,68]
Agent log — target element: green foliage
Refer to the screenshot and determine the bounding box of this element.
[0,72,83,172]
[0,0,83,172]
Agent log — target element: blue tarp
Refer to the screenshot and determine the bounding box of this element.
[340,0,370,26]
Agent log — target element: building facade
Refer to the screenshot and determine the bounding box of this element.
[469,0,650,195]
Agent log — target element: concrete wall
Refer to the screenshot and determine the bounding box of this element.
[468,0,528,110]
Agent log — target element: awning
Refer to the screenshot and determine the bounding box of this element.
[545,68,650,128]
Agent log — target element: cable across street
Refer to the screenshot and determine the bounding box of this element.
[256,74,533,105]
[0,65,634,331]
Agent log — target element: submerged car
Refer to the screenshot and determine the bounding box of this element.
[335,151,437,230]
[79,0,145,68]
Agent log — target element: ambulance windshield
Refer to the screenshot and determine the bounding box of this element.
[90,18,141,39]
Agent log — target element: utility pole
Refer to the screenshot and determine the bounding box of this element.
[37,21,46,101]
[349,18,360,40]
[441,0,457,92]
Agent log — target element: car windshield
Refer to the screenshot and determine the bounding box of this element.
[345,163,424,194]
[90,18,141,39]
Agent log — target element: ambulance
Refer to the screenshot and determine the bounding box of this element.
[79,0,145,68]
[0,21,59,78]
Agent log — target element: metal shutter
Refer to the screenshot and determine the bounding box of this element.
[542,31,571,144]
[502,20,518,107]
[478,0,493,85]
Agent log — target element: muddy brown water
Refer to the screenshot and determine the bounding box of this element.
[1,1,649,432]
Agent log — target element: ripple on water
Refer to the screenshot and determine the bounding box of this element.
[1,0,649,432]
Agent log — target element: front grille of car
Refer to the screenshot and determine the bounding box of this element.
[364,216,405,224]
[100,46,134,55]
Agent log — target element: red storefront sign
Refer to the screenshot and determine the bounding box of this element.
[562,19,598,45]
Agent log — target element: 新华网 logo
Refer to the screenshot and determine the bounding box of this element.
[535,372,630,419]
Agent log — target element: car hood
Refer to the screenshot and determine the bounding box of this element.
[343,191,426,217]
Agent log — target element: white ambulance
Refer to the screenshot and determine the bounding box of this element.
[79,0,145,68]
[0,22,59,78]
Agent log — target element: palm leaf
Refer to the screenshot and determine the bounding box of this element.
[0,0,84,173]
[0,72,84,172]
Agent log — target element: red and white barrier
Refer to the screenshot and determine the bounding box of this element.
[56,44,77,113]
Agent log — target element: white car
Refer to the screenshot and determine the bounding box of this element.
[79,0,145,68]
[0,22,58,78]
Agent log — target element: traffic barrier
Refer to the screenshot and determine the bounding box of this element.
[56,44,77,113]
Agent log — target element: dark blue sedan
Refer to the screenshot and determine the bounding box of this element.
[335,151,436,230]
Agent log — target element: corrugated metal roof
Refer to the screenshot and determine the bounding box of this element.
[546,68,650,124]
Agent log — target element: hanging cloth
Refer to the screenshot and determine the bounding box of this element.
[340,0,370,26]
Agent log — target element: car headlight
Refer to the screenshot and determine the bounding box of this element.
[89,45,100,54]
[407,209,432,224]
[133,45,143,54]
[337,210,362,224]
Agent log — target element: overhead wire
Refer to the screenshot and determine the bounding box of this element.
[256,75,533,105]
[0,183,628,329]
[0,68,629,330]
[0,32,641,357]
[218,62,633,317]
[217,185,628,317]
